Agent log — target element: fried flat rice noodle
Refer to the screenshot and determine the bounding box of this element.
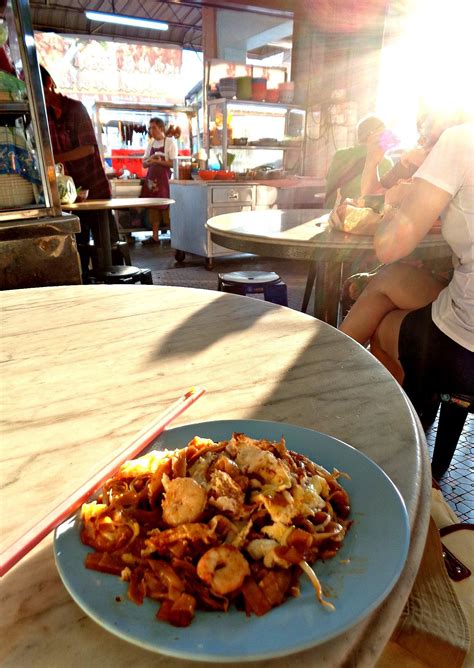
[81,432,351,627]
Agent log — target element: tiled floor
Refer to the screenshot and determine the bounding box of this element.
[126,232,473,523]
[426,414,473,523]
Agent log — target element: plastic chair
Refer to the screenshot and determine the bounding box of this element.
[217,271,288,306]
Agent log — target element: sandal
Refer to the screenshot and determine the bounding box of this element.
[142,237,159,245]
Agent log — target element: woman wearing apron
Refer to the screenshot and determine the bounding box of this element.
[141,117,177,244]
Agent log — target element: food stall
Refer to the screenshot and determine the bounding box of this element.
[171,59,325,268]
[91,102,197,232]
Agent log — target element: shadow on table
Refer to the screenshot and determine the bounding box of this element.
[146,291,270,363]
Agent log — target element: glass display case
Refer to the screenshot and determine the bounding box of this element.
[0,0,61,222]
[202,58,305,178]
[0,0,81,288]
[207,98,306,177]
[185,81,203,155]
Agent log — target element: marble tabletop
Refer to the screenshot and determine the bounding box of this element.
[62,197,175,211]
[206,209,450,261]
[0,285,431,668]
[61,197,175,269]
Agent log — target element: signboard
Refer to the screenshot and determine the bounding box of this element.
[35,32,184,104]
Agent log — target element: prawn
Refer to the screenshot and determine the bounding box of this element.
[161,477,207,526]
[196,545,250,596]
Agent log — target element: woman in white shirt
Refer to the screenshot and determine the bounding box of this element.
[141,117,178,244]
[340,123,474,434]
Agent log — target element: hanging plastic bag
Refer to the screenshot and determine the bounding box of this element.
[329,203,382,235]
[55,163,77,204]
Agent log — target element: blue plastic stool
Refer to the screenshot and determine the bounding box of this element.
[218,271,288,306]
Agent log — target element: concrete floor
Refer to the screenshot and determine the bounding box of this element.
[127,230,473,523]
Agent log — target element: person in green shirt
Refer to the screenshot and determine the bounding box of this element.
[324,115,393,208]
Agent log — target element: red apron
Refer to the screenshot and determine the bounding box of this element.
[141,143,171,210]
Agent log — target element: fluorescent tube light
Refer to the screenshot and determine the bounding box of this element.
[85,11,169,31]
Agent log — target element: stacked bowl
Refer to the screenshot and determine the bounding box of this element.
[198,170,216,181]
[278,82,295,104]
[218,77,236,99]
[236,76,252,100]
[265,88,280,103]
[251,77,267,101]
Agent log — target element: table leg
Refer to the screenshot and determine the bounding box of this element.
[96,210,113,270]
[301,260,318,313]
[313,261,343,326]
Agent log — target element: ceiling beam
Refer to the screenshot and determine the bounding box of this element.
[151,0,294,19]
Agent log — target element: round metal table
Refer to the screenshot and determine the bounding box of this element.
[62,197,175,271]
[206,209,451,325]
[1,284,431,668]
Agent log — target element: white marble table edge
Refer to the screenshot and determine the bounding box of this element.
[0,285,432,667]
[206,212,449,252]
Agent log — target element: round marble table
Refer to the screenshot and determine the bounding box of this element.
[0,284,431,667]
[62,197,175,270]
[206,209,451,325]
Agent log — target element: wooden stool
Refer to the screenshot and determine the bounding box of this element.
[218,271,288,306]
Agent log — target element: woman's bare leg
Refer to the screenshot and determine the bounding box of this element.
[339,263,445,345]
[370,309,411,382]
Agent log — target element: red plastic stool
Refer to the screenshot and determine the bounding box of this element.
[218,271,288,306]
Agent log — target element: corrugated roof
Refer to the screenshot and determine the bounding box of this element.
[29,0,203,50]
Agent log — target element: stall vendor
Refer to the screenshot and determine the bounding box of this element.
[140,117,178,245]
[40,65,118,279]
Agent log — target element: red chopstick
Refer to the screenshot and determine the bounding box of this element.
[0,386,206,577]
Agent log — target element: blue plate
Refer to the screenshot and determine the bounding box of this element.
[54,420,410,662]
